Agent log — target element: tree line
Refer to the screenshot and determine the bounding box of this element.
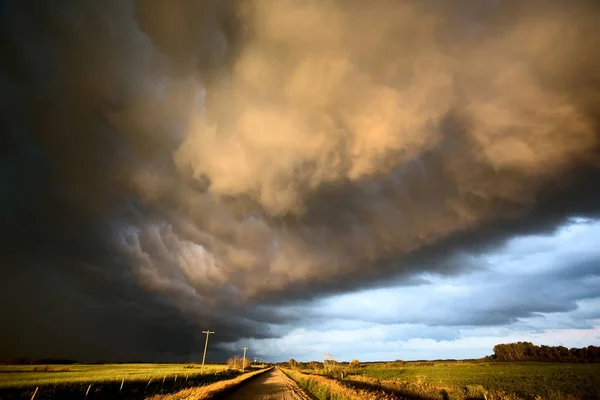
[490,342,600,363]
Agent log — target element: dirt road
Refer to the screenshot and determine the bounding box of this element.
[220,368,311,400]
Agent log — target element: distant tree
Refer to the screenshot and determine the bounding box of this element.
[288,358,298,368]
[308,361,323,370]
[349,359,361,368]
[492,342,600,363]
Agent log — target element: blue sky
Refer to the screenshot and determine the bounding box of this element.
[224,218,600,361]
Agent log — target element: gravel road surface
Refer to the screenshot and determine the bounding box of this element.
[220,368,311,400]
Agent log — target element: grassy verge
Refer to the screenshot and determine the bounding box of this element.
[148,367,272,400]
[281,368,391,400]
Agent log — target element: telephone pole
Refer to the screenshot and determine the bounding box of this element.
[201,330,214,375]
[242,347,248,372]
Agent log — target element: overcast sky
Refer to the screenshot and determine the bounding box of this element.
[1,0,599,363]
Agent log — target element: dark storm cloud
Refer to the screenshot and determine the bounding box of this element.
[0,0,266,360]
[1,0,600,360]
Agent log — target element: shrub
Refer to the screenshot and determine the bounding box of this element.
[227,355,250,370]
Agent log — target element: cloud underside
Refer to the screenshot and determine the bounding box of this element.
[1,0,600,360]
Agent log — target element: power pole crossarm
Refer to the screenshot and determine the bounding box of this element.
[201,330,215,375]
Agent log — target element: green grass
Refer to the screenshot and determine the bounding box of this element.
[352,361,600,399]
[0,363,228,389]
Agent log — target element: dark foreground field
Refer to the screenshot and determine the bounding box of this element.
[0,364,239,399]
[288,361,600,399]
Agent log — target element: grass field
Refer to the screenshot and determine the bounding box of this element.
[0,363,228,389]
[294,361,600,399]
[355,361,600,398]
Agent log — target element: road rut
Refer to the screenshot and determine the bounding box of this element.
[220,368,311,400]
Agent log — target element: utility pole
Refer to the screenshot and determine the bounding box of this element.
[201,330,214,375]
[242,347,248,372]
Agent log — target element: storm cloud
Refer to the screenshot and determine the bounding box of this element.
[1,0,599,361]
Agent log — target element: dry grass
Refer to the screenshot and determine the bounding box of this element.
[281,368,393,400]
[147,367,271,400]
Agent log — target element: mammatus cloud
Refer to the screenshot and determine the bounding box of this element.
[1,0,599,360]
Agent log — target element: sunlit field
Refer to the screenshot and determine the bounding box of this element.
[356,361,600,398]
[290,360,600,399]
[0,363,227,388]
